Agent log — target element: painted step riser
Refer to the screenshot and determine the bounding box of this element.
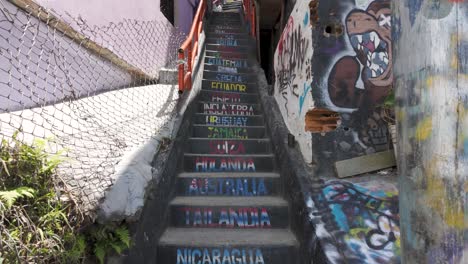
[207,29,246,35]
[177,177,279,197]
[199,91,259,103]
[205,58,251,68]
[170,206,288,229]
[205,51,250,60]
[193,114,264,127]
[203,72,256,83]
[204,65,252,75]
[158,246,296,264]
[192,126,266,139]
[206,44,251,53]
[208,25,244,30]
[198,102,261,116]
[202,80,256,94]
[207,39,250,47]
[188,139,271,154]
[184,155,274,172]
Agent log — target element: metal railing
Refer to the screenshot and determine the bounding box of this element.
[243,0,256,37]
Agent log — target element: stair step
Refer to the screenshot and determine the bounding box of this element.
[192,125,266,139]
[198,102,261,116]
[193,114,264,126]
[184,153,275,172]
[169,196,289,228]
[202,80,256,93]
[204,64,252,74]
[157,229,298,264]
[187,138,271,154]
[205,57,250,68]
[208,28,246,35]
[206,44,251,53]
[199,89,259,103]
[208,25,244,30]
[207,38,250,47]
[177,173,280,196]
[205,51,250,61]
[203,71,256,83]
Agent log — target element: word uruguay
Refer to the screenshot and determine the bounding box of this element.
[216,74,244,83]
[207,58,248,68]
[177,248,265,264]
[204,103,254,116]
[205,116,248,126]
[207,127,248,139]
[210,82,247,92]
[181,207,271,228]
[187,178,268,196]
[195,157,255,172]
[210,92,242,103]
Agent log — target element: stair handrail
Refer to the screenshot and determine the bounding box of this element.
[178,0,207,93]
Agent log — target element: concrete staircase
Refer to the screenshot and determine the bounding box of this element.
[157,10,299,264]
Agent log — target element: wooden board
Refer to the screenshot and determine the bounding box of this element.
[334,150,396,178]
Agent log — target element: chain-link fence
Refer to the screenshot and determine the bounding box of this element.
[0,0,187,219]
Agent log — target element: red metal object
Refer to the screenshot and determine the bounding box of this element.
[178,0,207,93]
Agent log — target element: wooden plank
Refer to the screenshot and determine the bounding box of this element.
[9,0,152,81]
[334,150,396,178]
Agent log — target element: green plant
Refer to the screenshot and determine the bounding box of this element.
[381,90,395,124]
[87,224,131,264]
[0,134,86,263]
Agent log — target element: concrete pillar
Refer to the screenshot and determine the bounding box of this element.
[394,0,467,263]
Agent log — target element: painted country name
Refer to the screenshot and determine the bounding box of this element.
[195,157,255,172]
[210,82,247,92]
[177,248,265,264]
[181,207,271,228]
[205,116,248,126]
[207,127,249,139]
[216,38,238,46]
[210,92,242,103]
[216,74,244,83]
[187,178,268,196]
[212,52,246,60]
[207,58,248,68]
[209,140,246,154]
[218,66,238,73]
[204,103,254,115]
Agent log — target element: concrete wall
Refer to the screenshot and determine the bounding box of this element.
[273,0,392,173]
[394,0,467,263]
[273,0,314,163]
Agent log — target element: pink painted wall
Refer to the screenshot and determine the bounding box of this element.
[36,0,167,26]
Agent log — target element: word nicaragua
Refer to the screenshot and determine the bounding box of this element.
[204,103,254,115]
[195,157,255,172]
[181,207,271,228]
[205,116,248,126]
[177,248,265,264]
[210,82,247,92]
[187,178,268,196]
[207,127,249,139]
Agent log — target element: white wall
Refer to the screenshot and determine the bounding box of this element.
[273,0,314,163]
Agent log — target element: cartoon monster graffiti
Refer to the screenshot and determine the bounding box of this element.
[328,0,392,154]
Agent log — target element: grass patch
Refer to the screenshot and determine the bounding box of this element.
[0,133,130,263]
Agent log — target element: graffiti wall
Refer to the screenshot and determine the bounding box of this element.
[274,0,393,171]
[273,0,314,163]
[393,0,468,263]
[306,179,400,263]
